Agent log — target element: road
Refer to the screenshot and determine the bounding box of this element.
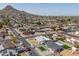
[10,28,39,56]
[10,27,79,56]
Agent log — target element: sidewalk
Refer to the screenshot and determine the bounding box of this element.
[25,39,41,56]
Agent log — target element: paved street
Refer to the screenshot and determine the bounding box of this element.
[10,28,39,56]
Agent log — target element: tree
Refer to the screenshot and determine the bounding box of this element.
[0,21,4,29]
[56,36,66,42]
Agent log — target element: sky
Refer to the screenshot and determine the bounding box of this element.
[0,3,79,16]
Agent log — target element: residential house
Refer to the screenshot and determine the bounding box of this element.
[0,49,18,56]
[2,40,16,49]
[46,40,64,53]
[35,36,50,44]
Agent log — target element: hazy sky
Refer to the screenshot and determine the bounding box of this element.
[0,3,79,16]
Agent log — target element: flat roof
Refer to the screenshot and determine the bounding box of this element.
[35,36,50,42]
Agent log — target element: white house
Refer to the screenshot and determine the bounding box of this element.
[35,36,50,43]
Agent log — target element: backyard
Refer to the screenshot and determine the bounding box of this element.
[38,45,47,51]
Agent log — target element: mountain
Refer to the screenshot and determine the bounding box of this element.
[2,5,17,11]
[0,5,79,27]
[0,5,38,20]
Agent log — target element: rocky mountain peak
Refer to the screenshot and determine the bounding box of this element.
[2,5,17,11]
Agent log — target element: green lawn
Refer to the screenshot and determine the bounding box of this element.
[38,45,47,51]
[62,45,70,49]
